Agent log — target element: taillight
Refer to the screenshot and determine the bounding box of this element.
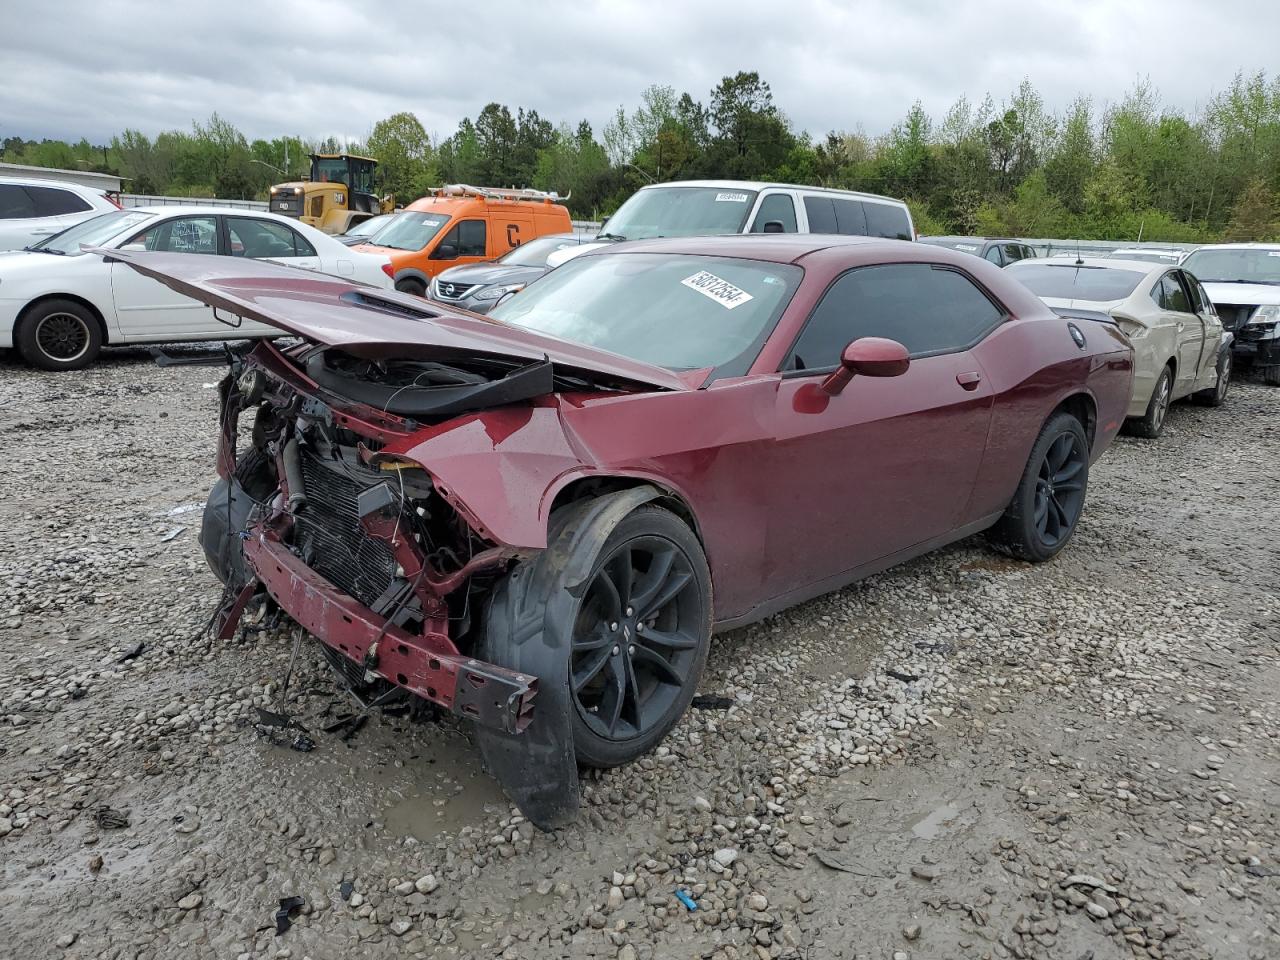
[103,193,123,210]
[381,262,395,279]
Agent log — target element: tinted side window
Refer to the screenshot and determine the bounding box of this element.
[750,194,798,233]
[787,263,1004,369]
[1002,243,1025,263]
[458,219,486,256]
[831,198,867,235]
[1189,276,1214,315]
[803,196,837,234]
[983,246,1004,266]
[864,201,913,240]
[0,184,37,219]
[25,185,92,216]
[1157,274,1191,313]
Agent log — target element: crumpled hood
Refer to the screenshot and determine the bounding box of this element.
[95,248,690,391]
[1201,282,1280,308]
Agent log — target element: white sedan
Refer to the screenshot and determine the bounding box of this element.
[1008,257,1231,438]
[0,206,394,370]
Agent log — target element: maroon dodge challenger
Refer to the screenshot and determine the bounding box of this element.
[108,235,1133,828]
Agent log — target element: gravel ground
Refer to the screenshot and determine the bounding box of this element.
[1,344,1277,960]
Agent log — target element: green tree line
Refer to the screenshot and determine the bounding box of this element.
[4,70,1278,241]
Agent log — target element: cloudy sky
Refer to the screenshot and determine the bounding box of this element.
[3,0,1277,146]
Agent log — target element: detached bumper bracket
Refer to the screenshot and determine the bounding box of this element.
[241,530,537,734]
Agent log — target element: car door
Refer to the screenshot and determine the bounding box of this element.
[428,219,488,274]
[767,262,999,598]
[1157,271,1203,397]
[490,214,534,256]
[109,214,221,339]
[1183,271,1223,386]
[225,216,322,272]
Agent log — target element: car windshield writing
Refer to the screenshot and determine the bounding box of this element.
[370,212,450,251]
[35,211,155,255]
[489,253,799,371]
[1181,249,1280,284]
[603,187,759,240]
[1008,263,1146,301]
[500,235,581,267]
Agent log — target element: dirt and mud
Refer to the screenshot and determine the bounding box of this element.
[1,345,1277,960]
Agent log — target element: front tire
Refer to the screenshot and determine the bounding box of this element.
[990,412,1089,563]
[567,506,712,768]
[1124,364,1173,439]
[395,278,426,298]
[16,299,102,371]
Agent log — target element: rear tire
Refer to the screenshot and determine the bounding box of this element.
[395,278,426,298]
[1263,364,1280,387]
[1124,364,1173,439]
[1193,350,1231,407]
[16,299,102,371]
[989,412,1089,563]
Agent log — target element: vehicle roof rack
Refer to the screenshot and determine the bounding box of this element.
[428,183,570,204]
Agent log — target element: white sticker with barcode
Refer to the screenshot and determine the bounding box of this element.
[715,192,750,202]
[956,244,979,251]
[1268,251,1280,257]
[681,271,754,309]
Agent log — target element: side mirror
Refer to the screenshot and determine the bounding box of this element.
[821,337,910,396]
[431,243,458,261]
[762,220,786,233]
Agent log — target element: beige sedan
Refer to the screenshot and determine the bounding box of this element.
[1008,258,1232,438]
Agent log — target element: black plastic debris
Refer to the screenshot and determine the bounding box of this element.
[289,734,315,753]
[691,695,735,710]
[94,805,130,830]
[338,880,355,902]
[118,642,145,663]
[322,713,368,743]
[256,707,304,730]
[274,896,305,935]
[885,668,921,683]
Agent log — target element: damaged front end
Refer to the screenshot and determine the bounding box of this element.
[202,339,578,825]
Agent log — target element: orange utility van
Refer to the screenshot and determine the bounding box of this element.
[356,184,572,296]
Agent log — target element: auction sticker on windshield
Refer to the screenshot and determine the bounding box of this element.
[715,192,750,202]
[681,271,755,309]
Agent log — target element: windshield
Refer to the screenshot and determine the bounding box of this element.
[33,211,155,255]
[919,237,985,254]
[489,252,800,372]
[312,156,350,185]
[365,212,450,252]
[1107,250,1179,263]
[1181,248,1280,284]
[498,235,584,268]
[345,213,396,240]
[602,186,759,240]
[1008,263,1147,302]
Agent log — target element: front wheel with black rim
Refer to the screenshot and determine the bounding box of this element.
[568,507,712,768]
[1124,364,1173,439]
[1193,350,1231,407]
[16,298,102,371]
[989,411,1090,563]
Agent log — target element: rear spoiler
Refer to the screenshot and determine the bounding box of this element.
[1048,306,1116,326]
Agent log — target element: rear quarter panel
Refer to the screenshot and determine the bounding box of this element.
[967,313,1132,522]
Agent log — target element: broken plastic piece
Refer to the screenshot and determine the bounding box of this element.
[338,880,355,901]
[691,695,734,710]
[674,888,698,911]
[885,668,920,683]
[94,805,130,830]
[118,642,145,663]
[275,895,305,935]
[289,734,315,753]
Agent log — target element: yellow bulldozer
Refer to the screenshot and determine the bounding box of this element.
[268,153,394,235]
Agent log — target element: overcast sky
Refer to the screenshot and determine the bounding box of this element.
[3,0,1277,147]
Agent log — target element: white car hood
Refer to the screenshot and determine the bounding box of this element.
[0,249,95,279]
[544,241,610,269]
[1201,282,1280,307]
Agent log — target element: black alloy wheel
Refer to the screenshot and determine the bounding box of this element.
[17,298,103,371]
[571,534,702,745]
[1032,431,1087,548]
[990,411,1091,562]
